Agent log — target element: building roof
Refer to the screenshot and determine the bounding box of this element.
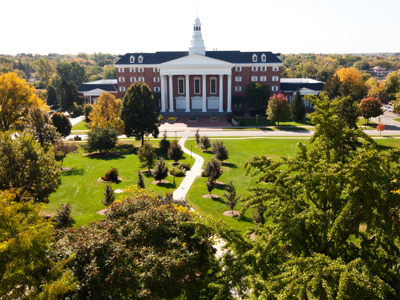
[280,78,324,92]
[115,51,282,65]
[78,79,118,93]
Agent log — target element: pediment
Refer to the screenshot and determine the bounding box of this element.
[161,54,233,67]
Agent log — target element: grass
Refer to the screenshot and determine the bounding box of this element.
[71,120,90,131]
[357,118,377,129]
[392,118,400,123]
[232,117,314,127]
[46,139,195,226]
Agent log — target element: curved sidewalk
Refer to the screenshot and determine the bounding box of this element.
[172,137,204,201]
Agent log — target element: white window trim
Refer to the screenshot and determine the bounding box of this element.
[130,77,136,82]
[272,85,278,91]
[252,54,257,62]
[119,86,125,92]
[260,76,267,81]
[252,66,258,72]
[119,77,125,82]
[235,66,242,72]
[130,55,135,63]
[138,67,144,72]
[234,103,242,107]
[178,77,185,94]
[154,86,160,92]
[235,76,242,82]
[118,67,124,72]
[210,77,217,94]
[273,66,279,71]
[153,77,160,82]
[235,86,242,92]
[153,67,159,72]
[138,55,143,63]
[251,76,258,82]
[261,54,266,62]
[261,66,267,72]
[194,77,201,94]
[139,76,145,82]
[130,67,135,72]
[272,76,279,82]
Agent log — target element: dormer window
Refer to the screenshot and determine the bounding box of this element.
[138,55,143,63]
[130,55,135,63]
[261,54,266,62]
[252,54,257,62]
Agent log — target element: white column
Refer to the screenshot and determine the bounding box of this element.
[185,75,190,112]
[227,74,232,112]
[219,74,223,112]
[160,75,166,112]
[168,75,174,112]
[202,74,207,112]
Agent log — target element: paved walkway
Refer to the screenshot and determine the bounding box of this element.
[172,137,204,201]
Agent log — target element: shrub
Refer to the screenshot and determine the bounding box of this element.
[153,158,169,182]
[159,130,170,152]
[55,203,74,229]
[202,158,223,181]
[74,135,82,141]
[51,112,72,137]
[83,104,93,123]
[105,167,119,181]
[137,170,145,189]
[176,162,190,170]
[84,127,118,154]
[102,183,115,206]
[195,129,200,144]
[168,140,184,163]
[170,168,185,177]
[212,140,229,162]
[200,135,211,151]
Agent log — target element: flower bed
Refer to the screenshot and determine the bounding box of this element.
[210,117,220,122]
[188,117,198,122]
[167,117,177,123]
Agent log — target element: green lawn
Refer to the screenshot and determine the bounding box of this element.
[393,118,400,123]
[231,117,314,127]
[71,120,90,132]
[46,139,195,226]
[357,118,377,129]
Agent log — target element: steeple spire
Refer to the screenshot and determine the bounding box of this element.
[189,17,206,56]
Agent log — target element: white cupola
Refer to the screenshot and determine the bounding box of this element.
[189,17,206,56]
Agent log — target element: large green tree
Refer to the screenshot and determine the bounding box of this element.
[218,94,400,299]
[53,187,228,299]
[290,89,306,122]
[58,79,82,112]
[51,111,72,137]
[46,84,58,108]
[84,127,118,154]
[246,83,270,111]
[0,131,61,203]
[120,82,162,146]
[56,61,87,87]
[31,58,56,86]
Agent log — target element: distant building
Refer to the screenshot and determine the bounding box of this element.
[78,79,118,104]
[280,78,325,108]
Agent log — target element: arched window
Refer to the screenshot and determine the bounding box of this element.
[130,55,135,63]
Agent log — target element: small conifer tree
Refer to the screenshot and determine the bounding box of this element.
[202,158,223,181]
[290,89,306,122]
[102,183,115,206]
[168,140,184,163]
[200,135,211,151]
[55,203,74,229]
[137,170,145,189]
[195,129,200,144]
[205,177,216,196]
[138,141,157,172]
[223,181,241,214]
[159,130,170,152]
[153,157,169,182]
[212,140,229,162]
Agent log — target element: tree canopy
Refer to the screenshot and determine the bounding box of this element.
[0,72,48,131]
[290,89,306,122]
[359,97,383,122]
[84,127,118,154]
[120,82,162,146]
[266,93,290,125]
[245,83,271,111]
[89,92,124,133]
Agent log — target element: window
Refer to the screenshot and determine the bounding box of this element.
[251,76,258,81]
[138,67,144,72]
[119,86,125,92]
[118,67,124,72]
[235,66,242,72]
[235,86,241,92]
[130,67,135,72]
[194,77,201,94]
[272,85,278,91]
[138,55,143,63]
[252,54,257,62]
[273,66,279,71]
[130,56,135,63]
[261,66,266,71]
[119,77,125,82]
[130,77,136,82]
[252,66,258,72]
[286,96,292,102]
[178,78,184,94]
[153,77,160,82]
[234,103,241,107]
[261,54,266,62]
[272,76,279,81]
[139,77,145,82]
[210,77,217,94]
[260,76,267,81]
[235,76,242,82]
[153,67,159,72]
[154,87,160,92]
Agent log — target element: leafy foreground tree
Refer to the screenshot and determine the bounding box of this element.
[84,126,118,154]
[0,131,61,203]
[217,94,400,299]
[246,82,271,112]
[0,189,75,299]
[120,82,162,146]
[290,89,306,122]
[153,157,169,182]
[266,93,290,125]
[53,187,230,299]
[168,139,184,163]
[212,140,229,162]
[138,141,157,172]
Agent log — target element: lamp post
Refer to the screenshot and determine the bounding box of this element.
[191,145,192,159]
[256,114,259,130]
[173,164,176,185]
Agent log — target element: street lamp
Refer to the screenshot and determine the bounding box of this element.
[191,145,192,159]
[173,164,176,185]
[256,114,259,130]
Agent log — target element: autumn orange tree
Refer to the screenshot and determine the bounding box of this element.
[89,92,124,134]
[336,67,366,100]
[0,72,48,131]
[377,120,386,136]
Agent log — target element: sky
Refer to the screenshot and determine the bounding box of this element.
[2,0,400,56]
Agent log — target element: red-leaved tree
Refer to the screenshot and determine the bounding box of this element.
[266,93,290,125]
[376,120,385,136]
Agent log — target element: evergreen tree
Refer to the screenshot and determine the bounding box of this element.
[120,82,162,146]
[137,141,157,172]
[168,140,184,163]
[290,89,306,122]
[223,181,240,214]
[137,170,145,189]
[102,183,115,206]
[51,112,72,137]
[246,83,271,112]
[205,177,216,196]
[202,158,223,181]
[212,140,229,162]
[335,96,360,129]
[195,129,200,144]
[324,73,341,99]
[159,130,170,152]
[85,127,118,154]
[200,135,211,151]
[55,203,74,228]
[46,84,58,108]
[153,157,169,182]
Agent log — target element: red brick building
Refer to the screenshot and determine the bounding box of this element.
[114,17,283,113]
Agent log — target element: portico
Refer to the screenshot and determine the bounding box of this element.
[159,54,233,113]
